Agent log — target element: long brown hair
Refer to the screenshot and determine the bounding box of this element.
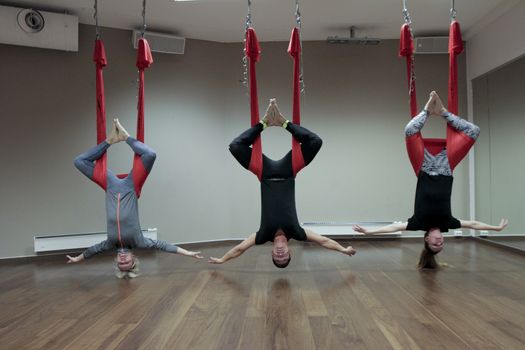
[418,231,439,269]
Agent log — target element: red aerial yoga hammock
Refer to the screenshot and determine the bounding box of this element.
[400,20,474,176]
[245,27,305,181]
[92,37,154,197]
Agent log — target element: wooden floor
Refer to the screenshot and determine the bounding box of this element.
[1,239,524,350]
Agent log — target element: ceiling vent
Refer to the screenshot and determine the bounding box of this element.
[414,36,449,54]
[0,5,78,51]
[132,30,185,55]
[326,26,381,45]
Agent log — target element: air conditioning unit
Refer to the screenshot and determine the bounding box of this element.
[132,30,185,55]
[0,5,78,51]
[414,36,449,54]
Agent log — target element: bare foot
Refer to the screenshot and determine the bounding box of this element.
[424,91,437,113]
[432,92,447,115]
[114,119,130,141]
[106,120,120,144]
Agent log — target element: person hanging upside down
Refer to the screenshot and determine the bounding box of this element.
[68,119,202,278]
[353,91,507,269]
[208,100,356,268]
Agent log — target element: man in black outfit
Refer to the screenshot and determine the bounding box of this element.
[208,100,356,268]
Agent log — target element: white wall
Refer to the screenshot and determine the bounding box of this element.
[0,24,466,258]
[466,0,525,81]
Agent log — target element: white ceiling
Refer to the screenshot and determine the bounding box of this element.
[3,0,513,42]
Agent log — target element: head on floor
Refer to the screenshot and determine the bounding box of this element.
[272,230,291,268]
[115,249,140,278]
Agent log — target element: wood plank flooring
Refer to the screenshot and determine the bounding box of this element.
[0,239,524,350]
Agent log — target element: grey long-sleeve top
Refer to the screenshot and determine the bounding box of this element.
[74,138,178,258]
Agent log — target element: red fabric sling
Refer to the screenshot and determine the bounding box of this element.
[93,39,108,190]
[131,38,154,197]
[246,28,263,180]
[446,21,474,171]
[400,20,473,176]
[246,27,306,181]
[92,38,153,196]
[399,24,418,118]
[288,27,306,176]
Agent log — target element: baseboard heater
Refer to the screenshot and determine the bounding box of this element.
[301,221,402,236]
[34,228,158,253]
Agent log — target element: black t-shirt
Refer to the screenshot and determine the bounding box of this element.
[407,171,461,232]
[256,158,306,244]
[229,123,322,244]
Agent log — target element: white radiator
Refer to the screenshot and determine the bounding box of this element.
[301,222,402,236]
[34,228,158,253]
